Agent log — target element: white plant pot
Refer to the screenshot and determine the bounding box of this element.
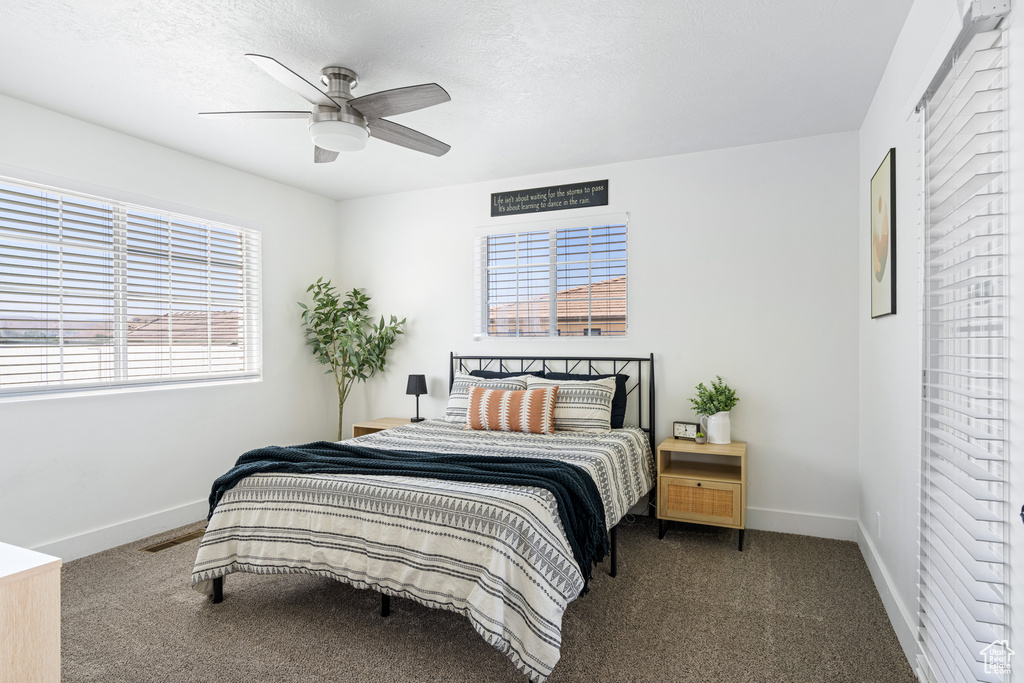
[700,411,731,445]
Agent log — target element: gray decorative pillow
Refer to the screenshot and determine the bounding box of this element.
[444,374,529,423]
[526,376,616,432]
[543,372,629,429]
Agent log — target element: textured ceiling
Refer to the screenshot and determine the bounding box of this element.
[0,0,913,201]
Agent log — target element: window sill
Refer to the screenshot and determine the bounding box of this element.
[0,375,262,404]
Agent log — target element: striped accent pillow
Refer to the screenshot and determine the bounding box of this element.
[444,374,530,423]
[464,386,558,435]
[526,376,617,432]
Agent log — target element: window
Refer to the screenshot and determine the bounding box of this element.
[476,215,627,337]
[0,177,261,397]
[918,12,1008,683]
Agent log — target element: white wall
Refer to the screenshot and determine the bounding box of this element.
[336,132,862,539]
[858,0,1024,675]
[0,95,339,559]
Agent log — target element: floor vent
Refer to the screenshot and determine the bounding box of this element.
[140,529,206,553]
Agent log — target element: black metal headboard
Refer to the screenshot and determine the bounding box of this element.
[450,353,656,452]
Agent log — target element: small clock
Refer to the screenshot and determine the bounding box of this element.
[673,421,700,440]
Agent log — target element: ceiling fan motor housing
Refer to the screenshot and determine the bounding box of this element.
[310,66,369,152]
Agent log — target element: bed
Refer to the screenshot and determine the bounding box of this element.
[192,354,656,682]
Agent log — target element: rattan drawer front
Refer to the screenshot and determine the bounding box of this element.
[658,477,741,527]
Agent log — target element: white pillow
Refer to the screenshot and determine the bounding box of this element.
[525,376,616,432]
[444,374,530,423]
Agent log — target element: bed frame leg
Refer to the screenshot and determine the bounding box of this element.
[381,594,390,617]
[609,525,618,577]
[212,576,223,603]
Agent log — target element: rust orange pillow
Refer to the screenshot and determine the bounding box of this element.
[464,385,558,435]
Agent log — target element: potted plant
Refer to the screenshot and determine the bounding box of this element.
[689,375,739,444]
[694,431,707,445]
[299,279,405,440]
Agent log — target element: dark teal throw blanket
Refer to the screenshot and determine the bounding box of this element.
[208,441,609,592]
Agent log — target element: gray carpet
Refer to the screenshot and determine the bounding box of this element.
[61,517,915,682]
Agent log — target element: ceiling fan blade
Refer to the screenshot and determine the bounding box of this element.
[369,118,450,156]
[199,110,310,119]
[245,54,340,108]
[348,83,450,119]
[314,146,339,163]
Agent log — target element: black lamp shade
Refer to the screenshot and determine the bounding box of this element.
[406,374,427,396]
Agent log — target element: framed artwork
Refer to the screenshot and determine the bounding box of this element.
[870,148,896,318]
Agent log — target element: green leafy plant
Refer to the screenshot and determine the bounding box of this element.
[689,375,739,416]
[299,279,405,440]
[695,431,705,438]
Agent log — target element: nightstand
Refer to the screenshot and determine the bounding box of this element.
[0,542,61,682]
[351,417,412,438]
[656,438,747,550]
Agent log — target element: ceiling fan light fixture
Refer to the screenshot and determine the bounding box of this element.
[309,118,369,152]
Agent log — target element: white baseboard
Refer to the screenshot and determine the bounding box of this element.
[631,503,858,541]
[746,506,858,541]
[856,520,920,677]
[32,499,207,561]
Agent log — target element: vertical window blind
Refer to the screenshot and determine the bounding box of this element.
[919,20,1008,683]
[474,215,627,338]
[0,177,261,396]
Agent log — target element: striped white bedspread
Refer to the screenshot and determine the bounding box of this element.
[192,420,654,682]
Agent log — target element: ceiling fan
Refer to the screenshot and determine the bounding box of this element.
[201,54,451,163]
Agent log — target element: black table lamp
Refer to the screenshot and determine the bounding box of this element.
[406,374,427,422]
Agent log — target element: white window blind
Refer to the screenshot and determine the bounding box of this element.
[919,21,1008,683]
[474,214,627,338]
[0,177,261,396]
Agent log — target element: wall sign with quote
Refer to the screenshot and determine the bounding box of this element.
[870,148,896,318]
[491,180,608,217]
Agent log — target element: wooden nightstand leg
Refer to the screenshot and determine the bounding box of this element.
[738,529,744,552]
[658,519,668,540]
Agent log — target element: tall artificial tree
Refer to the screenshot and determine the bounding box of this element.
[299,279,405,440]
